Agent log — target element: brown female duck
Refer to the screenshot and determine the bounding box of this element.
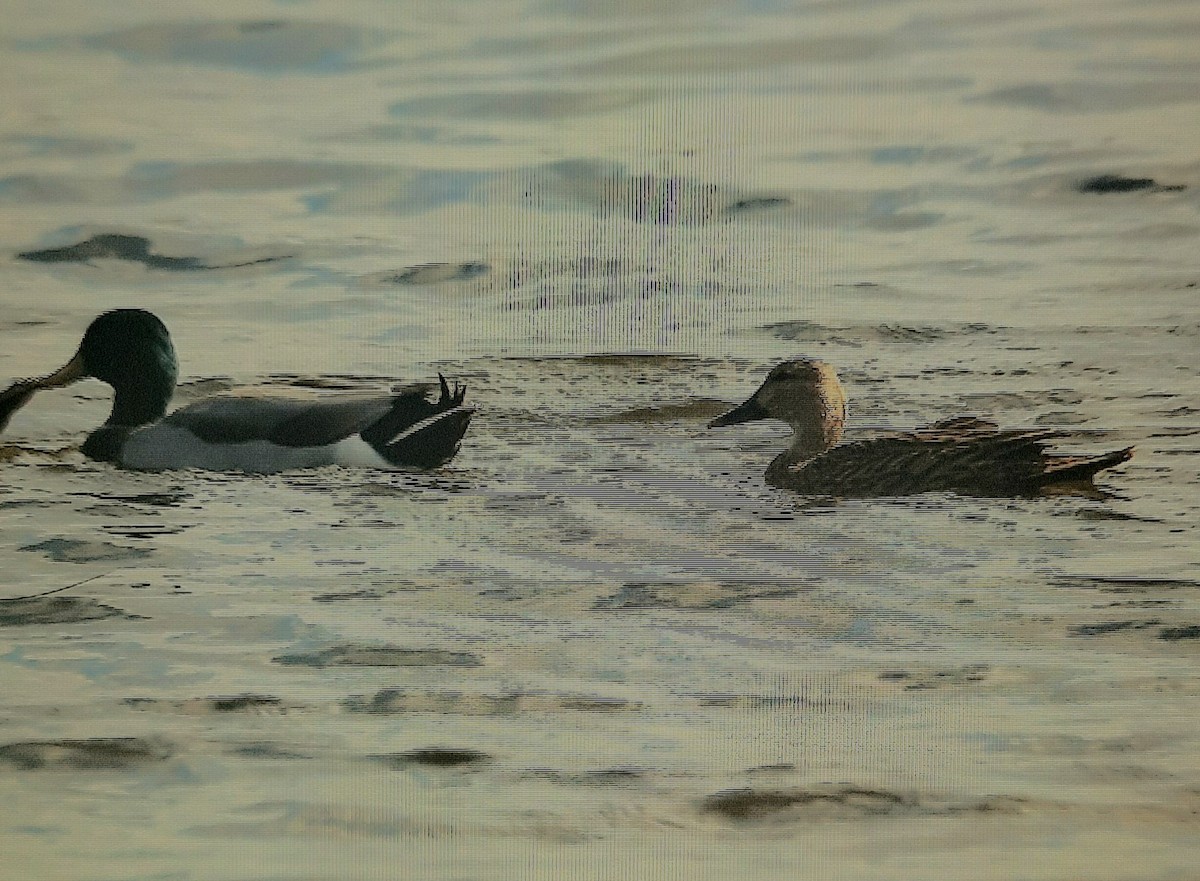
[709,359,1132,497]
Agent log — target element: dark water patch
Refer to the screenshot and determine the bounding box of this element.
[118,159,394,204]
[595,580,803,611]
[208,694,284,713]
[391,89,647,120]
[0,737,172,770]
[260,373,392,391]
[274,644,481,667]
[883,321,955,340]
[1,134,132,159]
[466,255,751,307]
[764,319,1003,346]
[191,801,468,839]
[124,694,288,714]
[988,732,1173,757]
[972,81,1200,113]
[1124,222,1200,240]
[568,353,702,368]
[703,786,911,821]
[1155,405,1200,417]
[99,523,188,539]
[864,211,944,231]
[526,766,647,785]
[920,365,976,378]
[588,398,730,424]
[227,742,312,760]
[19,233,203,268]
[956,390,1067,411]
[877,664,990,690]
[558,695,640,712]
[1055,576,1200,593]
[0,595,126,626]
[494,255,631,291]
[0,174,83,203]
[0,497,57,510]
[601,173,717,224]
[1068,507,1147,522]
[349,122,501,146]
[86,20,383,73]
[372,747,490,768]
[1068,619,1162,637]
[344,688,642,715]
[865,144,980,165]
[371,261,491,286]
[1158,625,1200,641]
[1075,322,1200,338]
[524,160,785,225]
[575,766,646,784]
[19,538,151,564]
[723,196,793,215]
[1098,598,1175,609]
[747,762,798,774]
[574,33,900,76]
[1076,174,1186,194]
[75,490,191,507]
[701,786,1032,821]
[959,796,1033,815]
[17,233,290,270]
[343,689,514,715]
[694,692,851,712]
[312,588,386,603]
[1033,410,1090,426]
[917,258,1034,277]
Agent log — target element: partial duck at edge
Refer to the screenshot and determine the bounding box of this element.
[0,309,472,473]
[709,359,1132,497]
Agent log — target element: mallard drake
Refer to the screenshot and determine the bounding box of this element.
[0,309,472,473]
[709,359,1132,497]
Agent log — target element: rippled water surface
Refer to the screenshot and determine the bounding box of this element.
[2,2,1199,879]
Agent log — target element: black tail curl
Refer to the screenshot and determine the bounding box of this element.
[360,374,472,469]
[436,373,467,409]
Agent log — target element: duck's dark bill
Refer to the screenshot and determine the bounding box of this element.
[0,380,38,433]
[0,352,88,434]
[708,397,768,428]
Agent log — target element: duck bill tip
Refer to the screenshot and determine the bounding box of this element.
[708,397,768,428]
[0,351,88,433]
[37,351,88,389]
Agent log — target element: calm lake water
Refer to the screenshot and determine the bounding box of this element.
[2,2,1199,879]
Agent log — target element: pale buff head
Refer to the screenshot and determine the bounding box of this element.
[709,358,847,455]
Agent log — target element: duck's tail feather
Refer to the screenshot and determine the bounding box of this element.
[361,375,472,469]
[1042,446,1134,486]
[371,406,473,469]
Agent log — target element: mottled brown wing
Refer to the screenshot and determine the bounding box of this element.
[778,427,1062,497]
